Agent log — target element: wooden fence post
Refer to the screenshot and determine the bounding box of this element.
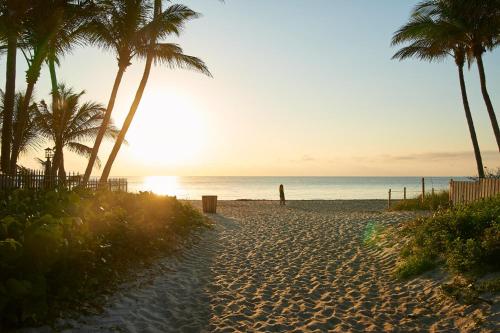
[421,177,425,204]
[388,189,392,209]
[403,187,407,201]
[449,179,453,206]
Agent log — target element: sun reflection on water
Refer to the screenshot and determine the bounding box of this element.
[142,176,180,196]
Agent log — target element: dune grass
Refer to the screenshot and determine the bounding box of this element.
[395,196,500,280]
[391,190,450,211]
[0,189,207,328]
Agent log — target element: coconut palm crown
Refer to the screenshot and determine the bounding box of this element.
[392,6,486,178]
[35,85,120,178]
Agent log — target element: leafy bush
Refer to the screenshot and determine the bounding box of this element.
[0,189,206,328]
[395,196,500,279]
[391,190,450,211]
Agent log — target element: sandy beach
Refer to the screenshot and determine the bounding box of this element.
[26,200,498,332]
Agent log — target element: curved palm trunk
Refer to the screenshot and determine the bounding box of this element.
[10,48,45,171]
[48,56,59,106]
[82,65,127,185]
[9,81,36,172]
[1,34,17,173]
[476,55,500,151]
[100,58,153,184]
[100,0,162,184]
[458,65,484,178]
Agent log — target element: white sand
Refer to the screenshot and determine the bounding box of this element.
[24,200,498,332]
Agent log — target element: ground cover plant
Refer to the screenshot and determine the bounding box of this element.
[0,189,207,328]
[395,196,500,281]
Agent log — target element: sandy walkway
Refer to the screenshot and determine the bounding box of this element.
[27,200,498,332]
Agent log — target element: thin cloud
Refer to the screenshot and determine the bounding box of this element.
[357,151,499,163]
[290,155,316,163]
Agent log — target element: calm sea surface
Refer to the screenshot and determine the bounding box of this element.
[124,176,467,200]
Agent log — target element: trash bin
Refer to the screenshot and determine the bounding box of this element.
[202,195,217,213]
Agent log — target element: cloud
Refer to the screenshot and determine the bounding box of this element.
[356,150,499,163]
[290,155,316,163]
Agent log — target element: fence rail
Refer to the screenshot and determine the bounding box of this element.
[0,170,127,192]
[449,178,500,205]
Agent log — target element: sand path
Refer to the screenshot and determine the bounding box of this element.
[30,201,497,332]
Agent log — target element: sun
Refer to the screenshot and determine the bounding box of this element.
[125,89,206,166]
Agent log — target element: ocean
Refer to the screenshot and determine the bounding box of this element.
[125,176,466,200]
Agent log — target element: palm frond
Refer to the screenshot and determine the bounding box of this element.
[66,141,102,168]
[137,42,212,76]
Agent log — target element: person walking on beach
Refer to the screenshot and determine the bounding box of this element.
[279,184,286,206]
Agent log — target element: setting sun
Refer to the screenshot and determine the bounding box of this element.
[126,90,206,166]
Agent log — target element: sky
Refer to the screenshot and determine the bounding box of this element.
[2,0,500,176]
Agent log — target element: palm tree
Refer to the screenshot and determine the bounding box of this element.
[99,1,211,183]
[415,0,500,151]
[392,12,485,178]
[35,85,120,179]
[0,90,44,158]
[46,0,95,106]
[9,0,89,173]
[82,0,153,185]
[0,0,32,173]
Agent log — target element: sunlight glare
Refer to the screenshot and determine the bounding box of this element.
[142,176,180,196]
[126,90,206,166]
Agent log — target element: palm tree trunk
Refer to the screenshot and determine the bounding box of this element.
[100,58,153,183]
[58,150,66,185]
[10,47,45,171]
[100,0,162,184]
[82,65,127,185]
[458,65,485,178]
[48,56,59,106]
[9,81,35,172]
[476,55,500,151]
[51,142,62,177]
[1,33,17,173]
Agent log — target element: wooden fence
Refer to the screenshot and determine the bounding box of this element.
[0,170,127,192]
[449,178,500,205]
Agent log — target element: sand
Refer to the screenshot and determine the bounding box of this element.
[23,200,499,332]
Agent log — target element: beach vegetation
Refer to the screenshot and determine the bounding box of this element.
[35,85,120,179]
[391,190,450,211]
[0,189,207,328]
[395,195,500,280]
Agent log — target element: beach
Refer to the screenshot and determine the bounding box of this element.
[29,200,498,332]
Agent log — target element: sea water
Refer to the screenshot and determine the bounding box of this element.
[125,176,466,200]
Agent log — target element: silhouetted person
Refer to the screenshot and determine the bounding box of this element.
[279,184,286,206]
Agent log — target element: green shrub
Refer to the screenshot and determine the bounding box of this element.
[395,195,500,279]
[392,190,450,211]
[395,254,437,279]
[0,189,206,328]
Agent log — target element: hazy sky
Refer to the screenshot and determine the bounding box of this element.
[3,0,500,176]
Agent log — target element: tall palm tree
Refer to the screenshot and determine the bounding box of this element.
[46,0,95,106]
[35,85,120,179]
[99,1,211,183]
[392,13,485,178]
[415,0,500,151]
[82,0,152,185]
[0,0,32,173]
[0,90,44,159]
[9,0,89,173]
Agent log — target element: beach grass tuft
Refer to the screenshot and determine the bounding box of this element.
[391,190,450,211]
